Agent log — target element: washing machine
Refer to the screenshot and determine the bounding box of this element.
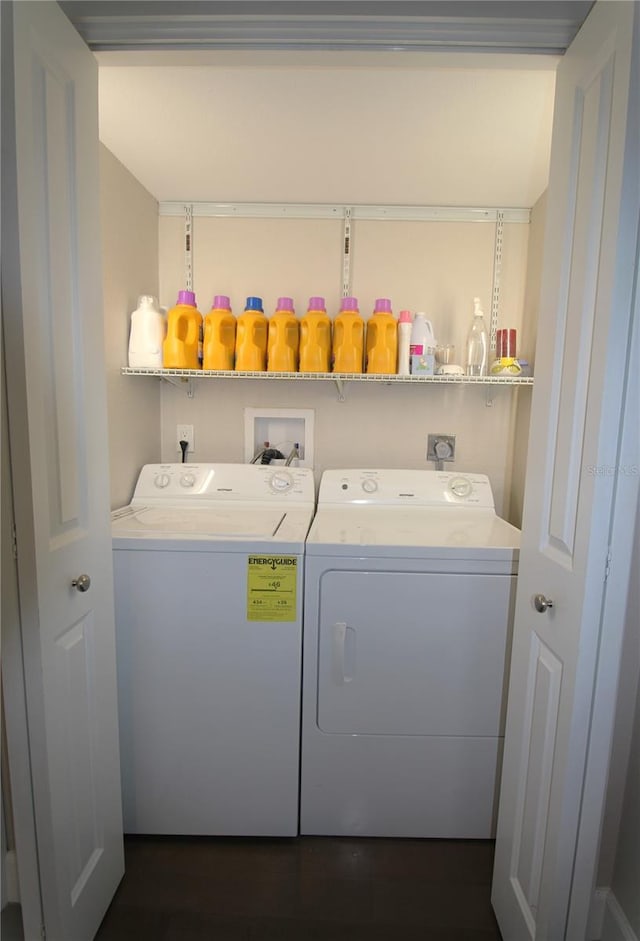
[300,468,520,839]
[112,462,315,836]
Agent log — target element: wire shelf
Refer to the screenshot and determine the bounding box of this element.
[121,367,534,385]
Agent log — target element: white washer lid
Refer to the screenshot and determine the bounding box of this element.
[305,506,520,562]
[112,506,287,538]
[112,505,314,545]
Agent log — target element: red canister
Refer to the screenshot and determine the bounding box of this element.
[496,328,517,359]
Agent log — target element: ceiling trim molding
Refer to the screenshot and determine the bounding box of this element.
[60,9,591,54]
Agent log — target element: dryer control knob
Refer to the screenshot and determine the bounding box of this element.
[180,473,196,488]
[154,473,171,489]
[449,477,472,498]
[362,479,378,494]
[269,471,294,492]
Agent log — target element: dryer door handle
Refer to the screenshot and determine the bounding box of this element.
[332,622,357,684]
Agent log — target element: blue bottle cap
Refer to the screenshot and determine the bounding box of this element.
[245,296,264,311]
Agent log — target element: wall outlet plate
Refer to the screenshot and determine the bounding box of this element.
[427,434,456,462]
[176,424,194,453]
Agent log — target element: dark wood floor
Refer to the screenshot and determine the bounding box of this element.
[96,835,503,940]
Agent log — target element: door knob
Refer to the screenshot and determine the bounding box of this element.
[71,574,91,593]
[534,593,553,613]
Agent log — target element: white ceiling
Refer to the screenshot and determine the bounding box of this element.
[98,51,558,207]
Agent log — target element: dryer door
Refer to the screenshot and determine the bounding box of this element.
[317,570,516,737]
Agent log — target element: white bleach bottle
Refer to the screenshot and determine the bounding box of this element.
[409,312,437,374]
[128,295,166,368]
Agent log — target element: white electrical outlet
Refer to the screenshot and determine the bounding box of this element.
[176,424,194,453]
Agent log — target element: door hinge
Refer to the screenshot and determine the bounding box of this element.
[11,523,18,561]
[604,548,612,581]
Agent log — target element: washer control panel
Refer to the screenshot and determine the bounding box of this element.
[132,463,315,505]
[321,470,495,508]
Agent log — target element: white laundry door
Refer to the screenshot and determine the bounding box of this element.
[492,3,639,940]
[3,2,124,939]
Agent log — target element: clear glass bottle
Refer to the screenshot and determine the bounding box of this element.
[465,297,489,376]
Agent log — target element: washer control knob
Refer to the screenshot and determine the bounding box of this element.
[269,471,294,492]
[180,473,196,488]
[154,473,171,489]
[449,477,472,498]
[362,479,378,494]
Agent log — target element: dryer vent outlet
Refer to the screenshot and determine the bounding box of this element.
[427,434,456,463]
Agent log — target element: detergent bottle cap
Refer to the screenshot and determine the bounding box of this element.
[276,297,295,312]
[398,310,412,324]
[340,296,359,312]
[374,298,392,314]
[308,296,326,311]
[177,290,196,307]
[137,295,159,310]
[245,296,264,311]
[212,294,231,310]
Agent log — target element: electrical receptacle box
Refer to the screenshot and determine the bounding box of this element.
[427,434,456,462]
[176,424,194,453]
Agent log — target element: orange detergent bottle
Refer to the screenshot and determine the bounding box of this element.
[163,290,202,369]
[235,296,268,371]
[299,296,331,373]
[268,297,299,372]
[332,297,364,374]
[203,295,236,370]
[366,298,398,374]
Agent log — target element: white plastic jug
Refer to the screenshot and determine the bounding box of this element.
[409,312,437,356]
[128,295,166,368]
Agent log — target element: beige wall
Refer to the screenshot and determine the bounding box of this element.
[100,145,161,508]
[157,213,532,521]
[99,57,556,209]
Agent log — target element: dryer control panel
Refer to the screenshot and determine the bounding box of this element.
[317,470,495,508]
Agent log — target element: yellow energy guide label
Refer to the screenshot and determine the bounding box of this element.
[247,555,297,621]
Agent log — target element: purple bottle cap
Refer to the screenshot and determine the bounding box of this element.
[308,296,326,311]
[276,297,295,312]
[212,295,231,310]
[374,298,392,313]
[340,297,359,311]
[177,290,196,307]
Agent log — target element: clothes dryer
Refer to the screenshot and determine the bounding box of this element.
[300,469,520,838]
[112,463,315,836]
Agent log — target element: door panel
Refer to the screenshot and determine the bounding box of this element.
[491,3,638,938]
[39,63,85,530]
[3,3,124,938]
[547,48,613,557]
[513,638,562,927]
